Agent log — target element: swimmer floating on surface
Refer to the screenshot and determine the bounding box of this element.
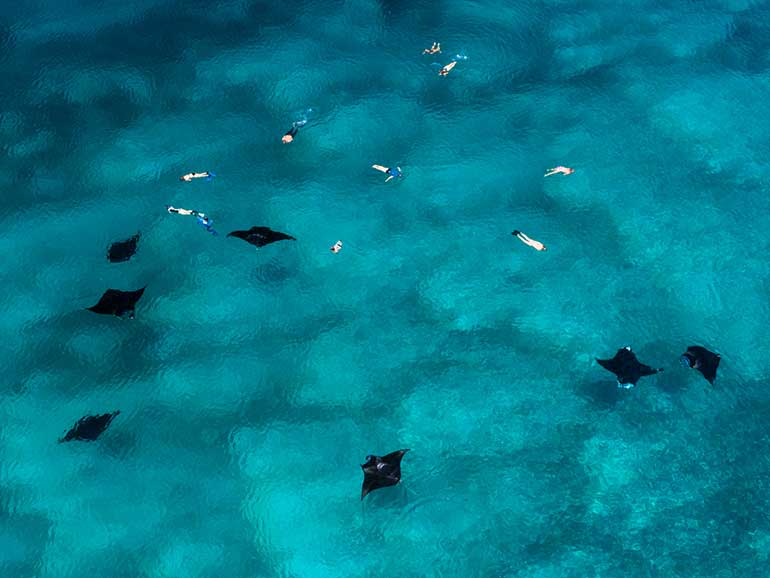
[282,119,307,144]
[544,166,574,177]
[423,42,441,55]
[166,206,195,216]
[439,61,456,76]
[180,172,214,182]
[372,164,402,183]
[512,230,547,252]
[166,205,218,236]
[282,108,313,143]
[330,240,343,253]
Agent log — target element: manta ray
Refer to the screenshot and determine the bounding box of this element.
[596,346,663,388]
[59,411,120,442]
[87,287,146,318]
[680,346,720,385]
[107,233,140,262]
[361,449,409,499]
[227,227,296,248]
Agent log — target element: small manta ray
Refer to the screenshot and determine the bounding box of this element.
[361,449,409,500]
[87,287,146,319]
[596,346,663,388]
[59,411,120,442]
[680,346,720,385]
[227,226,296,248]
[107,233,140,263]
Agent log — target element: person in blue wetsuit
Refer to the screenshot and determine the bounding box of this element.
[195,212,217,235]
[372,164,402,183]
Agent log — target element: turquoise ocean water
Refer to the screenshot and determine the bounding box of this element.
[2,0,770,576]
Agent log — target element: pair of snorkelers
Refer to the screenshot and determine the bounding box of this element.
[372,164,402,183]
[513,164,572,250]
[510,165,571,250]
[423,42,466,76]
[166,206,217,235]
[180,171,215,181]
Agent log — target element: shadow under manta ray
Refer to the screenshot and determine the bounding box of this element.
[680,346,721,385]
[596,346,663,389]
[361,449,409,500]
[87,287,146,318]
[59,411,120,442]
[227,226,296,248]
[107,233,140,262]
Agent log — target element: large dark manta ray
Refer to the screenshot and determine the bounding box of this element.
[680,346,720,385]
[361,449,409,499]
[107,233,140,262]
[87,287,146,318]
[59,411,120,442]
[596,346,663,388]
[227,226,296,248]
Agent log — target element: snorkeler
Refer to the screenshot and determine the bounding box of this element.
[282,117,309,144]
[166,205,218,235]
[372,164,402,183]
[180,172,214,182]
[439,61,457,76]
[423,42,441,55]
[544,166,574,177]
[512,230,547,252]
[281,108,313,144]
[330,240,343,253]
[166,206,195,215]
[282,126,297,144]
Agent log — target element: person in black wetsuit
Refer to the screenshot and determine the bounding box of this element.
[282,119,307,144]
